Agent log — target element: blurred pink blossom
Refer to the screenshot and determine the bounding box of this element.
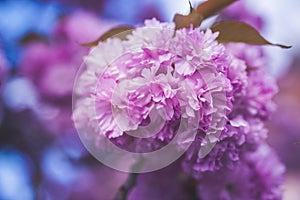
[19,11,117,135]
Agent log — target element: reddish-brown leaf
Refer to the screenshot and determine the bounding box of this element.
[173,0,237,30]
[211,21,291,49]
[19,32,48,45]
[173,9,203,30]
[81,25,134,47]
[246,66,258,72]
[196,0,238,19]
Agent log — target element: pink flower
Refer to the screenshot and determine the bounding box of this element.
[73,19,244,154]
[73,18,280,176]
[197,143,285,200]
[226,43,278,119]
[183,117,268,175]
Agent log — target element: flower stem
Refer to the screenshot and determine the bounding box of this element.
[114,173,138,200]
[114,156,144,200]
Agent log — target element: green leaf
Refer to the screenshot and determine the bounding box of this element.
[197,0,238,19]
[211,21,291,49]
[81,25,134,47]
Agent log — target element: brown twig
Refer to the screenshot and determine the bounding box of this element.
[114,173,138,200]
[113,156,144,200]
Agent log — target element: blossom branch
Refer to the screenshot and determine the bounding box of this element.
[114,157,144,200]
[114,173,138,200]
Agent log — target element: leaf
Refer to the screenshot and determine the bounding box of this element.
[246,66,258,72]
[196,0,238,19]
[173,10,203,30]
[19,32,48,45]
[81,25,134,47]
[211,21,291,49]
[173,0,237,30]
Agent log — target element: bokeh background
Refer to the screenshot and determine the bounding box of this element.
[0,0,299,199]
